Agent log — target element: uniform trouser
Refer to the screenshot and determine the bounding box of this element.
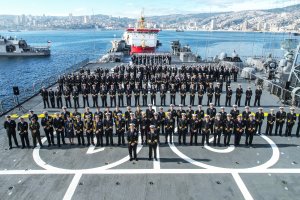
[111,97,116,107]
[256,122,263,134]
[245,98,251,106]
[161,96,166,106]
[86,132,94,145]
[92,96,98,107]
[245,131,254,145]
[73,98,79,109]
[201,131,210,145]
[214,96,220,107]
[7,131,18,148]
[44,129,55,145]
[207,96,212,106]
[149,143,157,159]
[95,133,103,146]
[56,130,65,146]
[134,96,140,106]
[76,132,85,145]
[225,97,231,107]
[83,96,89,108]
[19,133,30,148]
[43,98,50,108]
[126,96,131,106]
[142,95,147,106]
[234,131,242,145]
[65,98,72,108]
[170,95,175,105]
[213,130,221,145]
[190,130,198,144]
[285,123,294,137]
[266,123,274,135]
[198,96,203,105]
[224,131,232,145]
[118,96,124,107]
[105,130,113,145]
[254,96,261,106]
[275,122,284,135]
[117,130,125,145]
[296,124,300,137]
[56,97,63,108]
[128,143,137,159]
[50,98,55,108]
[165,129,173,143]
[235,96,241,107]
[141,129,147,144]
[190,95,195,106]
[32,131,42,147]
[156,130,160,143]
[180,96,186,106]
[151,95,156,105]
[178,130,187,144]
[101,97,107,107]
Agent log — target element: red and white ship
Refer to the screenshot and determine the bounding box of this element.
[123,11,160,55]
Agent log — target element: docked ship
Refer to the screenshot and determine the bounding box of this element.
[0,35,50,57]
[122,11,160,55]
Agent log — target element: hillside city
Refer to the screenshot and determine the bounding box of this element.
[0,4,299,32]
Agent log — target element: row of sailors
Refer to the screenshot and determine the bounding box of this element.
[40,83,262,109]
[4,104,298,150]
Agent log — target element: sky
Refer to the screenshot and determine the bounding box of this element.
[0,0,299,17]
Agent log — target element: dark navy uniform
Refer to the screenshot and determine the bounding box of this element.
[213,118,223,146]
[53,116,66,147]
[275,110,286,136]
[116,117,126,145]
[266,112,275,136]
[4,119,19,149]
[84,119,94,146]
[285,111,297,137]
[127,129,138,161]
[74,119,85,145]
[245,119,256,146]
[255,110,264,134]
[224,119,234,146]
[201,119,211,146]
[254,88,262,106]
[94,120,104,147]
[17,120,30,148]
[148,130,158,160]
[104,118,114,146]
[41,115,55,146]
[234,118,244,146]
[189,117,199,145]
[29,121,43,148]
[178,117,188,145]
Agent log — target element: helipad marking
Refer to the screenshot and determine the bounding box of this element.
[63,173,82,200]
[232,172,254,200]
[86,137,105,154]
[205,137,235,153]
[33,133,143,171]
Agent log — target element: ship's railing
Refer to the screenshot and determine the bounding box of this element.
[0,59,90,116]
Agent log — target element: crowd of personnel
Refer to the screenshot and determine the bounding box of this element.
[4,103,299,161]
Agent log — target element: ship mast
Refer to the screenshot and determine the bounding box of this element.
[138,8,145,29]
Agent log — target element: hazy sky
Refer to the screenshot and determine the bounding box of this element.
[1,0,299,17]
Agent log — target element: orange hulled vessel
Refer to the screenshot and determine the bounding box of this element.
[123,11,160,55]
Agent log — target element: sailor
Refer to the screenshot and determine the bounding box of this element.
[186,105,194,124]
[224,114,234,146]
[133,84,140,107]
[63,87,72,108]
[125,84,132,107]
[125,106,132,130]
[140,112,149,145]
[29,117,43,148]
[235,84,243,107]
[213,113,223,146]
[53,113,66,147]
[65,115,75,145]
[165,112,174,144]
[214,82,221,107]
[109,84,117,107]
[285,107,297,137]
[49,88,56,108]
[189,114,199,145]
[189,84,196,106]
[127,123,138,161]
[265,109,275,136]
[117,83,124,107]
[113,106,122,122]
[74,115,85,146]
[242,106,251,121]
[201,115,211,146]
[28,110,38,122]
[72,86,80,109]
[230,105,240,120]
[255,107,264,135]
[150,84,157,105]
[225,86,233,107]
[275,107,286,136]
[176,104,186,126]
[219,107,227,123]
[234,115,245,146]
[197,84,204,105]
[148,125,158,161]
[245,114,256,146]
[91,84,99,108]
[40,86,50,109]
[178,113,188,145]
[84,115,94,146]
[254,86,262,107]
[81,84,90,108]
[55,86,63,109]
[83,107,93,120]
[104,107,113,120]
[41,111,55,147]
[170,84,176,105]
[158,107,166,135]
[180,84,187,106]
[17,116,30,149]
[151,112,161,143]
[100,84,107,107]
[94,107,103,121]
[142,83,148,106]
[206,83,214,106]
[94,114,104,147]
[160,84,167,106]
[4,115,19,149]
[146,104,155,121]
[115,113,126,146]
[206,103,217,130]
[104,113,114,146]
[245,86,252,107]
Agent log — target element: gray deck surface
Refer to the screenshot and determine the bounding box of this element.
[0,62,300,200]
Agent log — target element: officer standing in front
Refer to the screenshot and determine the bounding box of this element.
[4,115,19,149]
[17,117,30,149]
[148,125,158,161]
[127,123,138,161]
[41,111,55,147]
[29,117,43,148]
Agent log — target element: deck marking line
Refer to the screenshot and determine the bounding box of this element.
[232,172,254,200]
[63,173,82,200]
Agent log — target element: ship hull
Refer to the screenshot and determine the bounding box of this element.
[131,46,155,54]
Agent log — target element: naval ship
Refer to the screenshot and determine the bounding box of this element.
[0,35,50,57]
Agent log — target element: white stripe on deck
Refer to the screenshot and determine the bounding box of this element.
[232,172,254,200]
[63,173,82,200]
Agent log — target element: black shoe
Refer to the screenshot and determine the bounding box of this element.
[155,158,158,161]
[148,158,152,161]
[129,158,133,161]
[135,158,138,161]
[48,144,51,147]
[9,146,12,150]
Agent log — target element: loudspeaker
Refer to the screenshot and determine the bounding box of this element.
[13,86,19,96]
[285,81,290,89]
